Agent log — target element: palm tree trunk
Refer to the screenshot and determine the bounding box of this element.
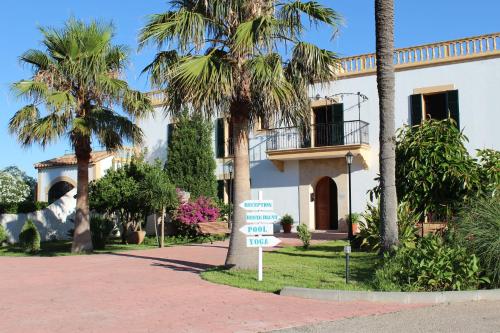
[375,0,398,252]
[225,103,258,269]
[72,137,93,253]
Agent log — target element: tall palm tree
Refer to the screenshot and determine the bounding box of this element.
[375,0,398,252]
[140,0,341,269]
[9,19,153,253]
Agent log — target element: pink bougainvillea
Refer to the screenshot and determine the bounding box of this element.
[174,196,220,225]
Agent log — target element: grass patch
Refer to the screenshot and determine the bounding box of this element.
[0,235,225,257]
[201,240,379,293]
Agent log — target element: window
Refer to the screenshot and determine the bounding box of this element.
[313,103,344,146]
[410,90,460,127]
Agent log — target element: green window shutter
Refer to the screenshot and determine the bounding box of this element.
[333,103,344,145]
[410,94,423,126]
[217,180,225,201]
[446,90,460,129]
[216,118,225,158]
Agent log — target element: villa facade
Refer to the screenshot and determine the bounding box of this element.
[139,33,500,231]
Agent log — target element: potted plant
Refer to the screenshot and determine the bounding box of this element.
[280,214,294,233]
[348,213,361,235]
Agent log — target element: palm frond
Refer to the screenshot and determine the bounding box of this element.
[288,42,338,85]
[278,1,342,39]
[167,52,233,115]
[121,89,154,119]
[139,9,206,52]
[141,50,179,88]
[19,49,53,71]
[233,15,279,55]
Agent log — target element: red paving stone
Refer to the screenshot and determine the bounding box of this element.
[0,241,420,333]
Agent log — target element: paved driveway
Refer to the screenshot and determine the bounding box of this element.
[0,241,417,333]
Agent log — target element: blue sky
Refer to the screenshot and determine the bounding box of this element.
[1,0,499,176]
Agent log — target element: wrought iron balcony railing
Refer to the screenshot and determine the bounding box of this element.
[266,121,369,151]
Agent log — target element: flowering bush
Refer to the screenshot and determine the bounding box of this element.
[174,196,220,225]
[0,172,30,205]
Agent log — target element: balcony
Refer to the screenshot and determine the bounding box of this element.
[265,121,371,171]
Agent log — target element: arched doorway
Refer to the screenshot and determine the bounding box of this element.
[48,181,75,203]
[315,177,338,230]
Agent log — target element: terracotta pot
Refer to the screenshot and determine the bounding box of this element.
[127,230,146,245]
[352,223,359,235]
[282,223,293,233]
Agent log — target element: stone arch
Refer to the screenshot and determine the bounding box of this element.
[45,176,77,203]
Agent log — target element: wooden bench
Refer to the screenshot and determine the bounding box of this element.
[196,222,231,243]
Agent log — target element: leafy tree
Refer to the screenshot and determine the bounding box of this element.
[1,166,36,201]
[140,161,178,247]
[476,149,500,197]
[0,171,30,205]
[396,119,480,220]
[375,0,398,252]
[166,112,217,198]
[90,158,177,245]
[140,0,341,269]
[9,19,153,253]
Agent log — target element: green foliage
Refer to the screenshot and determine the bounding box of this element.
[0,171,31,205]
[90,216,114,250]
[356,202,419,252]
[454,196,500,287]
[166,112,217,198]
[140,1,341,127]
[0,201,49,214]
[9,19,153,151]
[0,224,8,245]
[90,158,177,239]
[1,166,36,201]
[296,224,311,249]
[18,219,41,253]
[476,149,500,197]
[395,119,480,220]
[280,214,294,226]
[374,235,486,291]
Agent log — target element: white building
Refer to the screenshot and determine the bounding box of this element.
[139,33,500,231]
[35,150,130,203]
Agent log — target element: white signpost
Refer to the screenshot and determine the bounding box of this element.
[239,191,281,281]
[245,212,280,224]
[239,224,274,236]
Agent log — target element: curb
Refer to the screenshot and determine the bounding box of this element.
[280,287,500,304]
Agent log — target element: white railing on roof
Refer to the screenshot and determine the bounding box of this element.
[338,32,499,76]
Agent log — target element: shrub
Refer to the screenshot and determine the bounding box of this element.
[90,216,114,250]
[0,224,8,245]
[280,214,294,226]
[355,202,419,251]
[0,201,49,214]
[296,224,311,249]
[174,196,220,225]
[18,219,41,253]
[374,234,486,291]
[454,196,500,287]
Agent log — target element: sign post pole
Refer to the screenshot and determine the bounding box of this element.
[258,191,263,281]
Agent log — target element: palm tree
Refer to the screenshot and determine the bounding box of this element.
[140,1,341,269]
[9,19,153,253]
[375,0,398,252]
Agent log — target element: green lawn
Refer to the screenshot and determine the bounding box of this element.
[0,235,222,257]
[201,240,379,293]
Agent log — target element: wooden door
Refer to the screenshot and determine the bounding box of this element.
[315,177,338,230]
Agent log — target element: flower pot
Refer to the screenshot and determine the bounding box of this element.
[127,230,146,245]
[352,223,359,235]
[282,223,292,233]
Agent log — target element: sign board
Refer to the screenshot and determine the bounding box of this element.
[245,212,280,224]
[246,236,281,248]
[239,224,274,236]
[239,200,274,211]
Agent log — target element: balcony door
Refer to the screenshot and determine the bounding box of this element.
[314,103,344,146]
[315,177,338,230]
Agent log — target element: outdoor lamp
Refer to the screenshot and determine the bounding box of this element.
[345,151,354,241]
[345,151,354,165]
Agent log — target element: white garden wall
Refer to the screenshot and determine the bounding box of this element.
[0,189,76,243]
